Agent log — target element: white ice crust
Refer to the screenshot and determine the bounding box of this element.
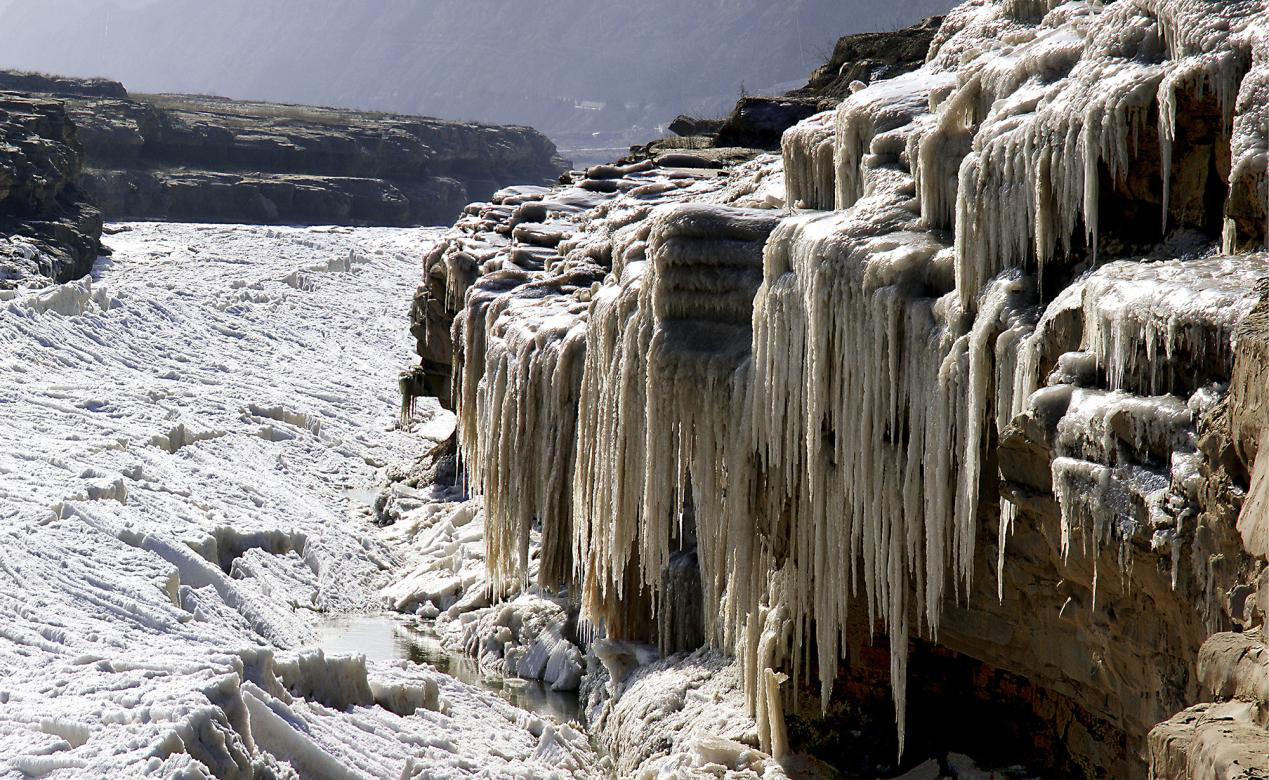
[0,223,596,778]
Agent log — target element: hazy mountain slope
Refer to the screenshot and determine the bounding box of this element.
[0,0,951,138]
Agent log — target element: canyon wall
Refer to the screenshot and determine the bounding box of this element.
[0,93,101,287]
[411,1,1269,777]
[1,70,568,227]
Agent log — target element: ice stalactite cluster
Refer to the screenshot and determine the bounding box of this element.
[595,204,782,650]
[1074,255,1264,397]
[446,180,661,591]
[734,0,1269,750]
[745,66,1023,750]
[571,254,655,641]
[570,200,785,653]
[442,158,786,601]
[931,0,1264,303]
[1014,253,1267,598]
[436,154,794,765]
[428,0,1269,767]
[836,70,957,212]
[455,267,602,591]
[782,110,837,211]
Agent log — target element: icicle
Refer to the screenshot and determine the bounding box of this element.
[451,264,603,592]
[764,669,790,762]
[939,0,1268,309]
[784,111,838,211]
[572,203,782,643]
[748,58,1046,745]
[1079,255,1264,398]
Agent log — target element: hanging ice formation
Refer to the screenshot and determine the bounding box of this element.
[455,266,602,591]
[573,203,784,645]
[1014,253,1266,603]
[446,157,786,598]
[434,0,1269,760]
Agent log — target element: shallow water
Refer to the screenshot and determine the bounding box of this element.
[317,613,583,724]
[344,487,382,511]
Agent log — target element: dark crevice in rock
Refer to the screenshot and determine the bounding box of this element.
[788,634,1130,780]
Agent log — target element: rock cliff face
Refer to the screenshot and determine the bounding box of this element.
[411,1,1269,778]
[0,70,127,99]
[3,71,567,227]
[654,18,944,154]
[0,93,102,287]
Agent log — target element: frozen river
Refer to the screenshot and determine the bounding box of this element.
[0,223,596,778]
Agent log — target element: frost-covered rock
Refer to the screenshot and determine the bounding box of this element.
[408,1,1269,776]
[586,647,791,779]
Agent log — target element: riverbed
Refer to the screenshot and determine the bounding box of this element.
[0,222,597,777]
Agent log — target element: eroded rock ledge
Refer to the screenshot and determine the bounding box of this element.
[408,1,1269,777]
[2,70,568,228]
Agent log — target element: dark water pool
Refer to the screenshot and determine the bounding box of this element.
[316,613,583,724]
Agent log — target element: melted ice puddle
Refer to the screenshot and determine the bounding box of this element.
[317,614,583,724]
[344,487,382,512]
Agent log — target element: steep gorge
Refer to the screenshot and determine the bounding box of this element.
[412,0,1269,777]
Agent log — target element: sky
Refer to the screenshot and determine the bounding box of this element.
[0,0,954,153]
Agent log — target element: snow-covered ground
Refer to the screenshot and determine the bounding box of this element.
[0,223,596,778]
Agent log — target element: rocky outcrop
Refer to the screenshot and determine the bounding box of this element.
[786,15,943,101]
[4,73,568,227]
[1149,630,1269,779]
[668,115,725,139]
[0,69,127,100]
[0,93,102,287]
[691,17,942,152]
[0,69,128,99]
[713,97,828,151]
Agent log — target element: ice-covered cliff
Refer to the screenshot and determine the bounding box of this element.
[412,1,1269,776]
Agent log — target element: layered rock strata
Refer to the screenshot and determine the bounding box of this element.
[0,93,101,287]
[3,72,567,227]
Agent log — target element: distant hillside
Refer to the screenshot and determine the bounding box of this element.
[0,70,566,228]
[0,0,953,158]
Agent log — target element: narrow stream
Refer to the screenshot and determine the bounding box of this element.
[317,613,584,724]
[332,477,588,726]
